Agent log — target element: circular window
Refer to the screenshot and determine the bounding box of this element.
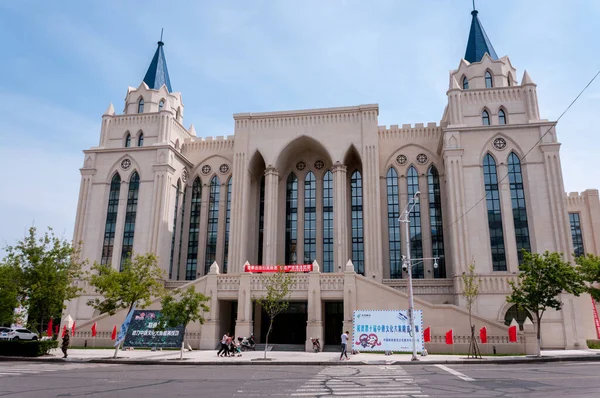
[120,159,131,170]
[314,160,324,170]
[416,154,428,164]
[396,154,407,165]
[296,161,306,171]
[219,164,230,174]
[493,137,507,150]
[181,169,188,183]
[201,165,212,175]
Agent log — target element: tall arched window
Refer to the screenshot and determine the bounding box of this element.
[159,99,165,111]
[176,186,187,280]
[101,173,121,265]
[169,179,181,279]
[498,109,507,125]
[120,172,140,270]
[462,76,469,89]
[125,133,131,148]
[185,178,202,280]
[386,167,401,279]
[507,73,513,86]
[257,176,265,265]
[407,166,423,278]
[285,173,298,264]
[204,176,220,275]
[570,213,585,257]
[508,153,531,263]
[485,71,493,88]
[224,178,232,273]
[137,98,144,113]
[428,166,446,278]
[137,133,144,147]
[351,170,364,275]
[304,172,316,263]
[323,171,333,273]
[484,154,507,271]
[176,107,181,121]
[482,110,490,126]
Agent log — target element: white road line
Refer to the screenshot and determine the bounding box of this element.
[434,364,475,381]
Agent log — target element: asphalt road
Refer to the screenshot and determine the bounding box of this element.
[0,361,599,397]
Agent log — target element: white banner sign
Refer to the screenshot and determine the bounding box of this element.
[353,310,424,352]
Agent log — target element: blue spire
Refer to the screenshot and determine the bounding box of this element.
[464,10,498,63]
[143,40,172,92]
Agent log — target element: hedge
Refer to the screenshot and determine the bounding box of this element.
[0,340,59,357]
[587,339,600,349]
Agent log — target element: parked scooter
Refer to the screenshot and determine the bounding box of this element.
[311,337,321,352]
[240,334,256,351]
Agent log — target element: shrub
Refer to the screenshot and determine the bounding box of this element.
[587,339,600,349]
[0,340,59,356]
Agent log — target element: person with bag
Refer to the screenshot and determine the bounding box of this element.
[61,330,70,359]
[217,333,229,357]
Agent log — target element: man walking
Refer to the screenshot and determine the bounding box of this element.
[61,329,70,359]
[340,330,349,360]
[217,333,229,357]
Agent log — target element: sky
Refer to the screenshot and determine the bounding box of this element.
[0,0,599,252]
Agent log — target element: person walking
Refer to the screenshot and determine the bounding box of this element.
[61,329,70,358]
[340,330,349,360]
[217,333,229,357]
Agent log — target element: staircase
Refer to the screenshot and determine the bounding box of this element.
[254,344,305,352]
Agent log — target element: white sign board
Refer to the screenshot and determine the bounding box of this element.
[353,310,424,353]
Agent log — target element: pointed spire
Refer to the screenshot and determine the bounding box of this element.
[103,102,115,116]
[521,70,535,85]
[464,8,498,63]
[188,124,197,136]
[451,76,460,90]
[143,38,173,92]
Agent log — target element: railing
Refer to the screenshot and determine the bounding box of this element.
[383,279,454,295]
[217,275,240,291]
[320,274,344,291]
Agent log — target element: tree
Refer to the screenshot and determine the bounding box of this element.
[157,286,210,359]
[253,267,295,359]
[507,251,584,357]
[461,263,481,359]
[0,264,21,326]
[1,227,84,333]
[574,254,600,301]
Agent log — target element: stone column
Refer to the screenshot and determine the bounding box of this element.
[111,177,128,268]
[497,163,519,273]
[229,152,250,273]
[235,272,254,340]
[361,144,383,280]
[419,174,433,277]
[199,264,221,349]
[342,260,357,334]
[177,187,192,281]
[332,163,348,272]
[197,182,210,277]
[306,261,323,352]
[215,181,228,268]
[263,167,280,265]
[73,171,95,246]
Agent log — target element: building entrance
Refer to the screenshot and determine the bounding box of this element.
[324,301,344,345]
[259,302,307,344]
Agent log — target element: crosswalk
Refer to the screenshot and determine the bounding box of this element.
[291,365,429,397]
[0,362,110,378]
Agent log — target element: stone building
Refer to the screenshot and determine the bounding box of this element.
[67,9,600,352]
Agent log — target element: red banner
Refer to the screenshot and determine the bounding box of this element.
[46,318,53,337]
[479,326,487,344]
[72,321,76,336]
[244,264,313,273]
[592,297,600,339]
[91,322,97,337]
[111,325,117,340]
[445,329,453,345]
[508,325,517,342]
[423,327,431,343]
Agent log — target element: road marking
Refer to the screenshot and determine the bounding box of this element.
[434,364,475,381]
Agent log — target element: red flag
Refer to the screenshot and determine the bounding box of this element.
[72,321,76,336]
[423,327,431,343]
[46,318,53,337]
[61,325,67,337]
[479,327,488,344]
[111,325,117,340]
[508,325,517,342]
[55,325,59,335]
[445,329,453,345]
[91,322,97,337]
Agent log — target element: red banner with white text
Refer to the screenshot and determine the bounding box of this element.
[244,264,313,273]
[592,297,600,339]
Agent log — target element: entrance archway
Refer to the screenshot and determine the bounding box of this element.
[259,302,307,344]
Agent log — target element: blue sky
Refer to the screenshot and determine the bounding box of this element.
[1,0,599,251]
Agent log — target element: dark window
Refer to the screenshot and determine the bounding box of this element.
[386,167,402,279]
[159,100,165,111]
[125,133,131,148]
[504,304,532,331]
[407,166,423,278]
[428,166,446,278]
[484,154,507,271]
[285,173,298,264]
[185,178,202,280]
[462,76,469,89]
[485,71,493,88]
[137,133,144,147]
[508,74,513,86]
[304,172,316,264]
[120,172,140,269]
[176,107,181,120]
[176,186,186,280]
[224,178,232,272]
[169,180,181,279]
[138,98,144,113]
[101,174,121,265]
[257,176,265,265]
[508,153,531,263]
[570,213,585,257]
[351,170,364,275]
[204,176,220,275]
[499,109,507,125]
[323,171,334,273]
[482,110,490,126]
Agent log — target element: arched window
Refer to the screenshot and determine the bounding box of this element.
[204,176,220,275]
[137,98,144,113]
[428,166,446,278]
[484,154,507,271]
[185,178,202,280]
[507,73,513,86]
[304,172,316,264]
[407,166,424,278]
[351,170,364,275]
[159,99,165,111]
[120,172,140,270]
[101,173,121,265]
[125,133,131,148]
[386,167,401,279]
[508,153,531,263]
[323,171,333,273]
[224,178,232,272]
[485,71,493,88]
[137,133,144,147]
[258,176,265,265]
[169,179,181,279]
[285,173,298,264]
[462,75,469,89]
[504,304,532,331]
[570,213,585,257]
[482,110,490,126]
[176,185,187,280]
[176,107,181,121]
[498,109,507,125]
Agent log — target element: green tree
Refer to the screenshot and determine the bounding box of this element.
[507,251,584,356]
[253,267,295,359]
[0,264,21,326]
[158,286,210,359]
[461,262,481,358]
[574,254,600,301]
[1,227,84,333]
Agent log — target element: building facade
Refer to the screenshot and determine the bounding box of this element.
[67,9,600,351]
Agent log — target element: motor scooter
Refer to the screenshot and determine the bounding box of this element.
[240,334,256,351]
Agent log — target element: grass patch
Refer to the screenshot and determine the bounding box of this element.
[587,339,600,349]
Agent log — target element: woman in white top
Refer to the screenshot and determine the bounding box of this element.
[340,331,349,360]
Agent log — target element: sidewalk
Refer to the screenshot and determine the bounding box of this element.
[2,348,600,366]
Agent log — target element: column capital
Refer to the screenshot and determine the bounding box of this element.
[264,166,279,177]
[331,162,347,173]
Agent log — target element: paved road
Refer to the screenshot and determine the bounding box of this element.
[0,361,599,397]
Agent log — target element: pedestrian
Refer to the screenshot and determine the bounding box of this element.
[217,333,229,357]
[340,330,349,360]
[61,329,70,359]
